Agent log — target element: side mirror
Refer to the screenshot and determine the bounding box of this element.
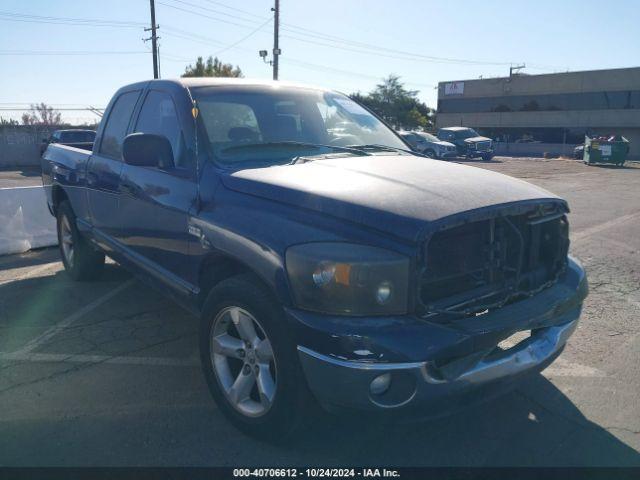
[122,133,174,168]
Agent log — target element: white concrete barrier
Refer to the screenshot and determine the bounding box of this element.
[0,186,57,256]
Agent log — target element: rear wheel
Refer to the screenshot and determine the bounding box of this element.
[56,201,104,281]
[200,274,313,440]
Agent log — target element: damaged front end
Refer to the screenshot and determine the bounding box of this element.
[418,201,570,319]
[291,200,586,414]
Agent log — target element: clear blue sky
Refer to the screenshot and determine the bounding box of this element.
[1,0,639,123]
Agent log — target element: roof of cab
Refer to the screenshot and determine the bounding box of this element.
[151,77,333,93]
[439,126,474,131]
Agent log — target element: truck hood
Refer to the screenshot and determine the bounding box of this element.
[221,155,563,242]
[432,140,456,148]
[464,136,492,144]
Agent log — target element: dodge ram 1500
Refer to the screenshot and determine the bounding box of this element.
[41,78,588,439]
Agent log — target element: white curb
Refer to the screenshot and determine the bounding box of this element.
[0,186,57,256]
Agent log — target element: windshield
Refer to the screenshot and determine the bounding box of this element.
[419,132,439,142]
[59,131,95,143]
[456,128,479,139]
[192,86,406,167]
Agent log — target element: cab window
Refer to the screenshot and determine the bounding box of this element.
[134,90,185,167]
[99,91,140,159]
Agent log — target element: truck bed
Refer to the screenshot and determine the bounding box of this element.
[41,143,93,215]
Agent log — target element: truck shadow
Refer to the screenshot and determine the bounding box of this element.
[1,249,638,466]
[288,374,640,466]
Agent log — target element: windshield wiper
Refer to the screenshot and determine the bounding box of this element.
[220,141,371,156]
[346,144,423,156]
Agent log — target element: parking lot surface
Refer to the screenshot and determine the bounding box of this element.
[0,157,639,466]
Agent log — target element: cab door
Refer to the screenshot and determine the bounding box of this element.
[86,89,141,239]
[116,88,197,286]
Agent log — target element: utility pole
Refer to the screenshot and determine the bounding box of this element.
[148,0,159,79]
[272,0,280,80]
[509,64,526,78]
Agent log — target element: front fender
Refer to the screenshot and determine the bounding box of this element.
[191,182,418,307]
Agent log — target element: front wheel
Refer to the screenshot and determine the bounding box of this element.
[482,153,494,161]
[56,201,105,281]
[200,274,313,440]
[424,149,436,158]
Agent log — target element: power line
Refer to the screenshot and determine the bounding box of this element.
[157,0,265,29]
[162,26,227,46]
[163,0,268,25]
[215,16,272,57]
[199,0,267,20]
[195,0,566,70]
[0,5,564,71]
[0,50,150,56]
[282,58,436,89]
[158,0,514,67]
[0,10,145,27]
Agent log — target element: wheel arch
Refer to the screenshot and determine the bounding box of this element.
[51,184,69,215]
[197,252,286,310]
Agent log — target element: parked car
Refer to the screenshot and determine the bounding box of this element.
[399,131,457,159]
[40,129,96,156]
[437,126,494,161]
[41,79,587,440]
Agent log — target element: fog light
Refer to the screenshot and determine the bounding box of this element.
[375,282,392,304]
[369,373,392,395]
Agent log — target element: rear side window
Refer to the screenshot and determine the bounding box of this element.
[99,91,140,159]
[134,90,183,166]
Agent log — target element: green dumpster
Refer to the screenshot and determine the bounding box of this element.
[584,135,630,166]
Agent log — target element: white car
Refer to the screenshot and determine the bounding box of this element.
[399,131,457,159]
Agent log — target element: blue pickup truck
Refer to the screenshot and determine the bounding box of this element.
[41,78,587,439]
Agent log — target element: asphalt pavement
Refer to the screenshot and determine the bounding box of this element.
[0,157,638,466]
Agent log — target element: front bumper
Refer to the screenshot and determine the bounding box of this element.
[291,256,587,412]
[468,148,494,157]
[438,150,458,159]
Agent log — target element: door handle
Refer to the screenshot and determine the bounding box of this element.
[120,181,139,196]
[86,171,98,186]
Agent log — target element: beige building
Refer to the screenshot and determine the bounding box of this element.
[436,67,640,159]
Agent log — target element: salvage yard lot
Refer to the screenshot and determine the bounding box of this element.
[0,157,639,466]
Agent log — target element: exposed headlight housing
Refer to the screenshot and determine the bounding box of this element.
[286,243,410,316]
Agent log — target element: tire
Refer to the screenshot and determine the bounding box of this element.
[200,274,313,441]
[56,200,105,281]
[424,149,436,158]
[482,153,494,162]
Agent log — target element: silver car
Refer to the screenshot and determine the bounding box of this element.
[399,131,457,159]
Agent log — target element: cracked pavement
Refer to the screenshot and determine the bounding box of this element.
[0,157,638,466]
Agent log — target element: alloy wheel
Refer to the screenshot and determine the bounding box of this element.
[60,215,74,267]
[210,306,277,417]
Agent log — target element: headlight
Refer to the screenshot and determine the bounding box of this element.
[286,242,410,315]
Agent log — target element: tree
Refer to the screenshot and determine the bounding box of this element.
[21,103,62,126]
[0,117,19,126]
[350,75,434,130]
[182,56,243,78]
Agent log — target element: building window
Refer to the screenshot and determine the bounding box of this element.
[438,90,640,114]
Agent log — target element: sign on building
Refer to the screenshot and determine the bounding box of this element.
[444,81,465,96]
